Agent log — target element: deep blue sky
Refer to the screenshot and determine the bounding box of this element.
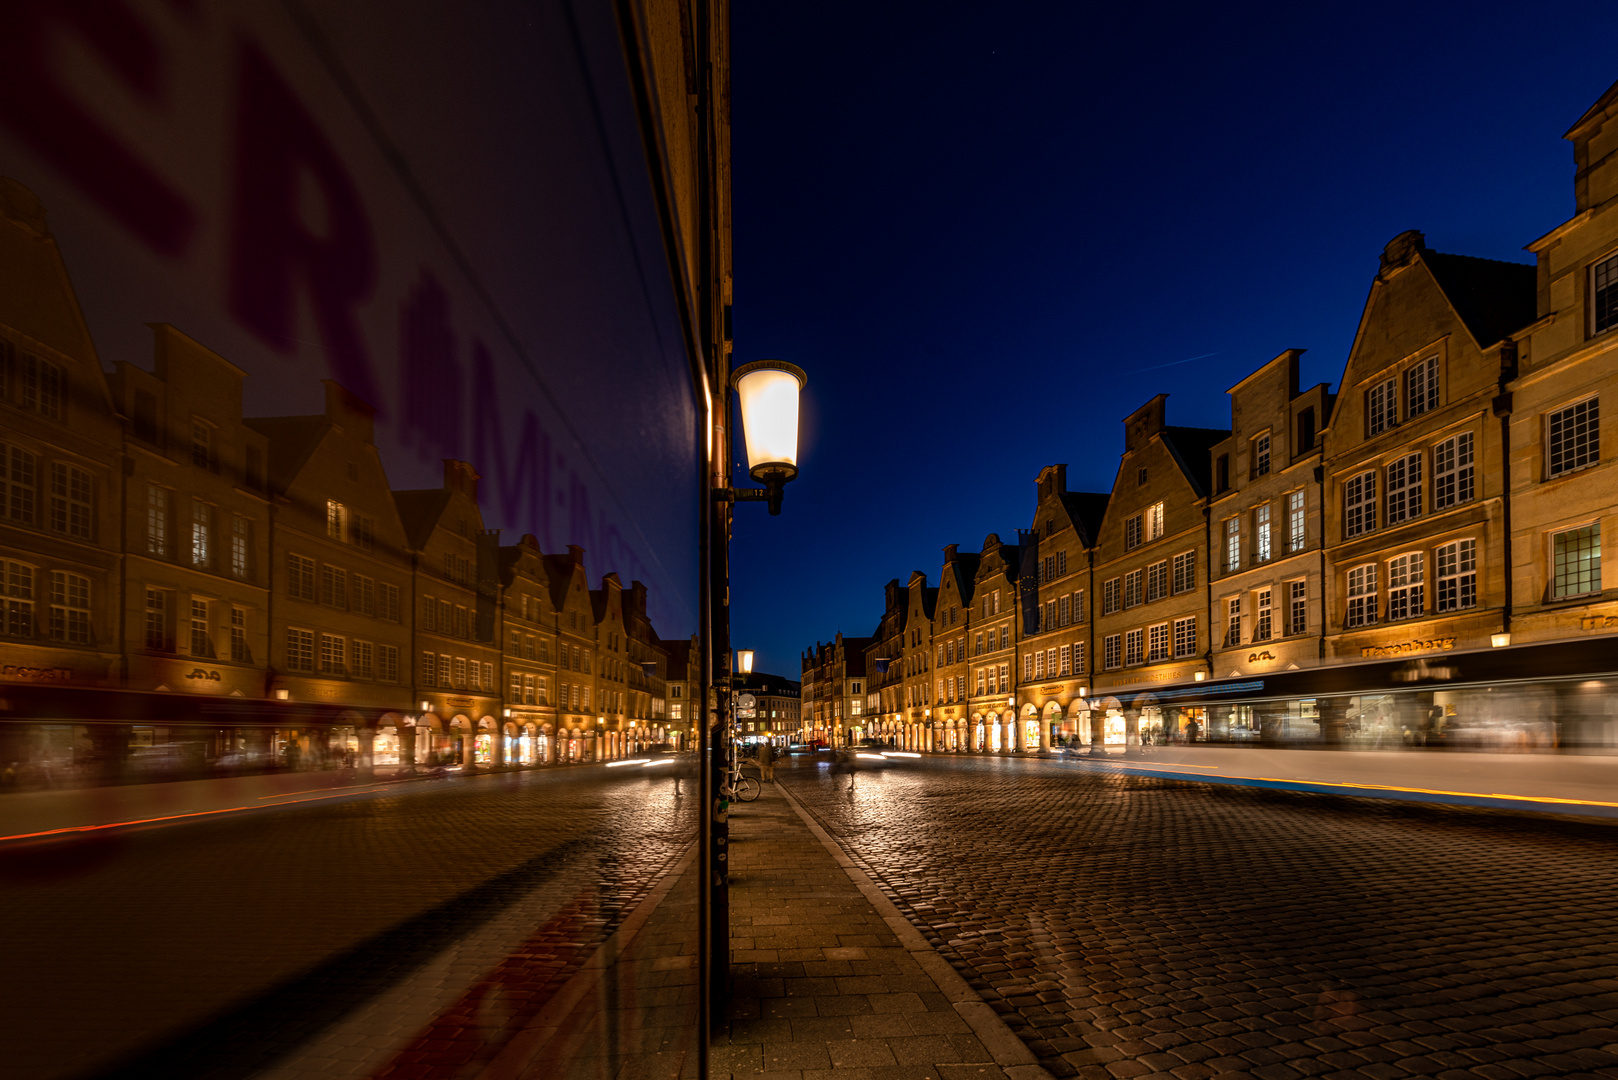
[727,1,1618,678]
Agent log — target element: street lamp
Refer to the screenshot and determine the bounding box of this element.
[725,360,807,515]
[737,649,754,675]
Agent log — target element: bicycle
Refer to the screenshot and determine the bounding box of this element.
[725,751,760,802]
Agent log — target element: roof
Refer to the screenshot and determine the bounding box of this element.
[1422,250,1537,350]
[243,416,330,495]
[663,638,693,680]
[1566,76,1618,139]
[1160,425,1229,498]
[391,488,452,551]
[1058,490,1110,546]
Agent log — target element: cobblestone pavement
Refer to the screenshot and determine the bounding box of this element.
[778,752,1618,1080]
[0,763,698,1080]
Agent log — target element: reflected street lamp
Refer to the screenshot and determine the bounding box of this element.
[722,360,807,515]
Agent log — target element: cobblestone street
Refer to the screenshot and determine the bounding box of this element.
[0,765,697,1080]
[778,752,1618,1080]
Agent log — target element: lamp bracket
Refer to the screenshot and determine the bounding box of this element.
[713,482,784,514]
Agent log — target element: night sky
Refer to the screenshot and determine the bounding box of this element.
[724,2,1618,679]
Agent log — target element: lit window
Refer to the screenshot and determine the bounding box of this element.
[1059,644,1071,675]
[1287,490,1305,552]
[1146,502,1165,541]
[145,484,167,555]
[231,517,251,578]
[1387,553,1424,621]
[190,501,212,567]
[1344,471,1377,538]
[1254,503,1271,564]
[1432,432,1474,509]
[1072,645,1086,675]
[1385,452,1421,526]
[1405,356,1439,418]
[1547,398,1599,478]
[1346,564,1378,627]
[1552,524,1601,599]
[1435,540,1476,612]
[326,500,349,541]
[1224,517,1240,571]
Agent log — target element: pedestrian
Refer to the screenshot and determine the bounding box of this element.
[759,741,776,782]
[1186,718,1201,743]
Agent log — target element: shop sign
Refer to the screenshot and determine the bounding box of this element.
[1,665,72,682]
[1109,669,1185,685]
[1580,615,1618,631]
[185,668,224,682]
[1360,637,1455,659]
[446,696,474,708]
[1246,650,1276,664]
[1039,684,1064,693]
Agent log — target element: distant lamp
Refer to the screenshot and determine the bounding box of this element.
[503,707,512,718]
[1194,671,1206,682]
[274,688,290,701]
[419,701,432,712]
[1491,632,1512,648]
[737,649,755,675]
[730,359,807,515]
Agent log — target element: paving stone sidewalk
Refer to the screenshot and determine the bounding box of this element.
[715,779,1054,1080]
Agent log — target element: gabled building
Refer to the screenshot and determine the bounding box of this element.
[967,533,1023,751]
[862,578,909,747]
[622,580,671,751]
[897,570,937,749]
[1014,465,1108,752]
[247,382,414,767]
[800,631,872,747]
[546,544,602,762]
[662,634,696,744]
[1090,396,1226,749]
[109,325,272,712]
[1208,350,1334,698]
[590,572,631,757]
[929,544,980,751]
[1321,231,1534,681]
[734,670,800,742]
[498,533,559,763]
[0,179,124,722]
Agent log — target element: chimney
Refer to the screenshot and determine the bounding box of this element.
[322,380,376,444]
[443,459,481,500]
[567,544,585,566]
[942,544,959,564]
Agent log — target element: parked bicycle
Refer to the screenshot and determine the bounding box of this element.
[725,749,760,802]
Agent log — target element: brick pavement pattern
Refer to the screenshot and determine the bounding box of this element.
[778,753,1618,1080]
[717,778,1042,1080]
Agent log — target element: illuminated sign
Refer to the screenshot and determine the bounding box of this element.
[0,666,72,682]
[1360,637,1455,659]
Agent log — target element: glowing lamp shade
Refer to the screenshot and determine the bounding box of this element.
[737,649,755,674]
[732,360,806,484]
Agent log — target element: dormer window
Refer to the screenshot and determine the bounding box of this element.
[1366,377,1397,436]
[1405,356,1439,418]
[1252,433,1270,477]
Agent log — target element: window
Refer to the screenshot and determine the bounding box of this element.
[1125,628,1144,666]
[1405,356,1439,418]
[1387,553,1424,621]
[321,565,347,609]
[1125,514,1142,550]
[1346,564,1378,627]
[351,514,375,551]
[1224,517,1240,571]
[1253,589,1272,642]
[1034,651,1045,679]
[144,589,166,650]
[1172,551,1195,594]
[50,463,92,539]
[1148,623,1169,662]
[286,628,315,672]
[1147,560,1168,602]
[1045,599,1057,630]
[1073,589,1086,622]
[975,668,985,695]
[1104,634,1121,670]
[974,631,983,655]
[145,484,167,555]
[1297,407,1316,453]
[421,651,436,686]
[1137,467,1148,485]
[287,554,315,601]
[1173,616,1196,659]
[189,598,211,656]
[439,654,451,686]
[1057,550,1068,575]
[1147,502,1165,541]
[46,573,91,641]
[1103,578,1121,614]
[1254,504,1271,563]
[1548,398,1599,478]
[353,574,375,617]
[21,354,65,420]
[2,561,34,637]
[353,640,374,680]
[1367,376,1397,435]
[993,590,1002,614]
[1072,644,1086,675]
[998,663,1008,691]
[2,443,38,525]
[1552,524,1602,599]
[1386,452,1422,525]
[1000,626,1010,649]
[1344,471,1377,537]
[1432,432,1474,509]
[1252,433,1271,477]
[1593,251,1618,336]
[231,607,249,662]
[379,644,399,683]
[320,634,346,675]
[231,517,251,579]
[1287,580,1307,636]
[326,500,349,541]
[1287,490,1305,552]
[1225,597,1240,647]
[380,583,400,622]
[1216,454,1230,493]
[1124,569,1142,608]
[453,656,467,687]
[1057,595,1070,627]
[190,501,211,567]
[1436,540,1477,612]
[1059,644,1072,675]
[191,419,214,470]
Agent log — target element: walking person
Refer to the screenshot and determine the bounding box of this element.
[759,741,776,782]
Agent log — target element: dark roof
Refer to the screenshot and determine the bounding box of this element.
[1566,77,1618,138]
[663,638,692,680]
[1160,426,1229,498]
[391,488,452,551]
[1058,491,1110,546]
[1423,250,1537,350]
[942,552,981,608]
[243,415,328,495]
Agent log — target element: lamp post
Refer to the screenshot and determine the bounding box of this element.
[706,356,807,1017]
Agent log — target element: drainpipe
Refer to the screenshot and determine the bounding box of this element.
[1315,463,1327,662]
[1495,340,1519,639]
